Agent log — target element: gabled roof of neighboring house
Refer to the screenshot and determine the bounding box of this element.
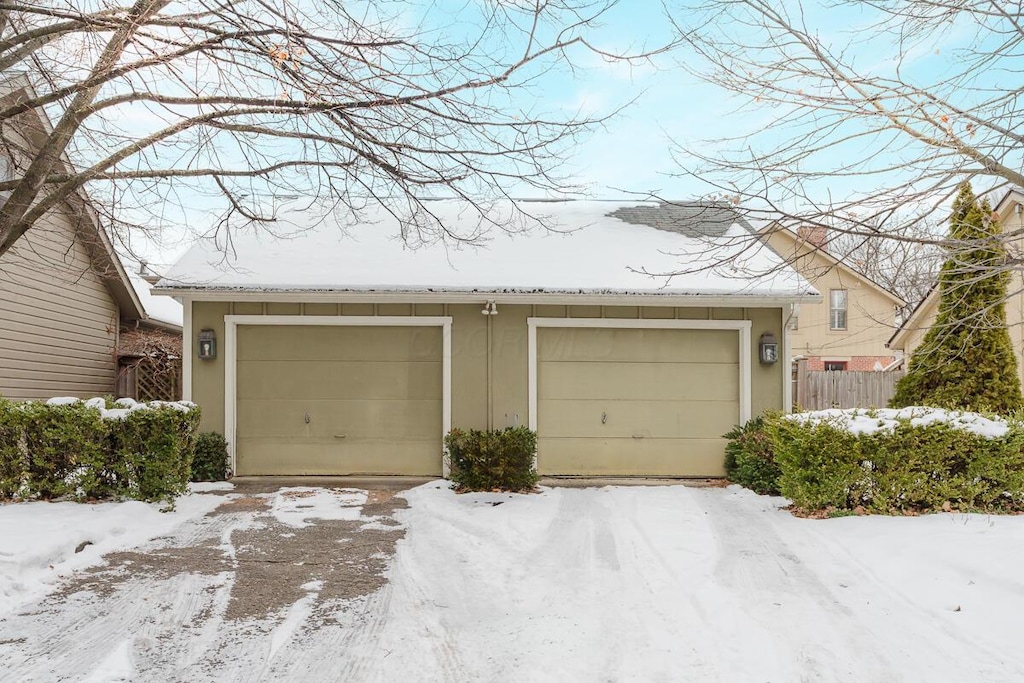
[0,74,145,321]
[757,222,907,307]
[156,199,820,304]
[888,186,1024,350]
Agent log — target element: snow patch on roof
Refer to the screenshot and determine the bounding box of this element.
[129,274,183,327]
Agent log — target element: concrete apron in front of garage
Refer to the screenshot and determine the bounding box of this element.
[230,475,727,490]
[0,481,415,681]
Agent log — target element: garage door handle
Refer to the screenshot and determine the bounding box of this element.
[632,434,644,439]
[334,433,347,439]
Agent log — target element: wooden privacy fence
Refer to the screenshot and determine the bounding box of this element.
[794,362,904,410]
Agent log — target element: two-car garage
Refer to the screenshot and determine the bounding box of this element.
[227,315,750,478]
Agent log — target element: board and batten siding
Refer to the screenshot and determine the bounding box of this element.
[191,301,786,438]
[0,212,119,399]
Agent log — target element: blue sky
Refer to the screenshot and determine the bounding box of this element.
[119,0,1008,267]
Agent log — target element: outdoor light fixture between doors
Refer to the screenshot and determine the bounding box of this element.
[481,301,498,315]
[198,328,217,360]
[759,332,779,364]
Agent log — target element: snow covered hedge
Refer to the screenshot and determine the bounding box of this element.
[768,408,1024,513]
[0,397,201,502]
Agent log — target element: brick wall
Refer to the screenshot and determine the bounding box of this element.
[805,356,896,371]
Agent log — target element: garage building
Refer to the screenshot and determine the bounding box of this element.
[157,200,817,478]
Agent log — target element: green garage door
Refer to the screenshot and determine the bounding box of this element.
[537,327,739,476]
[235,325,443,475]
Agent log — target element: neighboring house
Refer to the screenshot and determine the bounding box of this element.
[0,76,149,400]
[760,224,906,371]
[0,75,179,400]
[889,188,1024,386]
[156,200,818,478]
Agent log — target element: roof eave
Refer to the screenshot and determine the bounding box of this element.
[153,287,820,307]
[1,74,146,320]
[758,222,907,306]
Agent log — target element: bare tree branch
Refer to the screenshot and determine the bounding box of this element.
[0,0,674,260]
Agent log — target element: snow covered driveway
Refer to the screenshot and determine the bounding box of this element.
[4,483,1024,682]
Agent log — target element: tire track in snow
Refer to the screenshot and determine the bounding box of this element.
[519,488,722,681]
[697,489,889,681]
[792,516,1024,679]
[0,510,254,682]
[693,489,1024,681]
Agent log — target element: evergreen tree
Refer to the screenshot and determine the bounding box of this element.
[891,182,1022,413]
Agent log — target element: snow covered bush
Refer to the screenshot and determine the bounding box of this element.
[771,408,1024,513]
[723,414,781,495]
[191,431,229,482]
[0,397,201,502]
[444,426,538,492]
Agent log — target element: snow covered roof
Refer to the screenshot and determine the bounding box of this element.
[129,274,183,329]
[157,200,818,302]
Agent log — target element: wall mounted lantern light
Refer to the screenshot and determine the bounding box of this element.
[759,332,779,364]
[198,328,217,360]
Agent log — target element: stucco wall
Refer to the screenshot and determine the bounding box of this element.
[189,301,785,438]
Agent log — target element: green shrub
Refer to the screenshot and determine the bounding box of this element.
[20,401,110,500]
[445,426,538,492]
[0,398,26,498]
[769,416,866,510]
[770,409,1024,513]
[723,414,781,495]
[0,398,201,503]
[110,403,202,502]
[191,431,229,482]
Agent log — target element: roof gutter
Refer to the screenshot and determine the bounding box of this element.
[152,288,820,307]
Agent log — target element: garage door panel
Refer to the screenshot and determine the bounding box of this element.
[238,326,442,362]
[539,328,738,363]
[237,360,442,400]
[237,398,442,439]
[236,438,441,476]
[536,325,740,477]
[537,437,727,477]
[539,399,738,439]
[538,361,738,401]
[235,324,443,476]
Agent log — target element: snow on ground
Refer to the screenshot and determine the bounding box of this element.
[0,486,230,617]
[268,487,368,528]
[358,483,1024,682]
[6,482,1024,681]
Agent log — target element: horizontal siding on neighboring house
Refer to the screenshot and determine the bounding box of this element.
[0,212,118,400]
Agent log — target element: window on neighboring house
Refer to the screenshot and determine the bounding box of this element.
[829,289,848,330]
[823,360,848,371]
